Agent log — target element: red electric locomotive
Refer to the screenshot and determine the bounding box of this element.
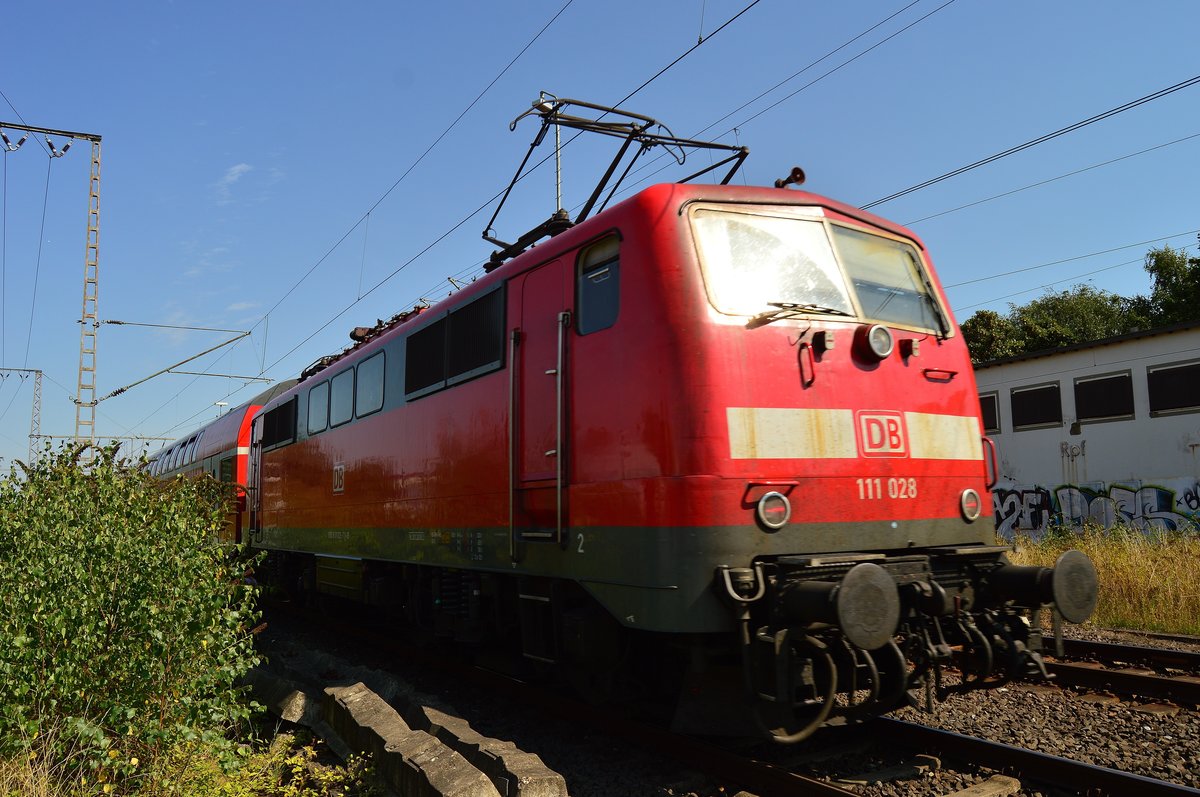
[245,98,1098,741]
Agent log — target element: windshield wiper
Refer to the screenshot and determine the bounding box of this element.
[748,301,852,328]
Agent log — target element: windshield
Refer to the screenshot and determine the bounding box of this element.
[690,206,945,332]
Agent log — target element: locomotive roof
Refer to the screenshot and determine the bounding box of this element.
[260,180,930,408]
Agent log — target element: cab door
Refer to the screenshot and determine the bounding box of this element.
[510,258,572,549]
[247,416,263,543]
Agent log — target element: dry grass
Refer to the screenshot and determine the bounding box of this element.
[1009,524,1200,635]
[0,755,77,797]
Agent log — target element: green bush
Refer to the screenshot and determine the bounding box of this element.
[0,444,262,793]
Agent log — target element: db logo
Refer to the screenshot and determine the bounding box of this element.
[857,411,908,457]
[332,463,345,494]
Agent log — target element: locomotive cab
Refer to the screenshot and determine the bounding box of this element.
[667,190,1098,741]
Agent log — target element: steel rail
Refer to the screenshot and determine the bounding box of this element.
[1046,661,1200,705]
[1060,638,1200,672]
[876,718,1200,796]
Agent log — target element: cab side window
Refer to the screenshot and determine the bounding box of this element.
[576,235,620,335]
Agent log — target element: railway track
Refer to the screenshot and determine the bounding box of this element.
[1046,638,1200,706]
[876,717,1200,796]
[263,602,1200,795]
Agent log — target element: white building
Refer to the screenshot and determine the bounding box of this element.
[973,321,1200,537]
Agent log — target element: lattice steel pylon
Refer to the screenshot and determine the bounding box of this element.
[75,138,102,452]
[0,368,43,462]
[0,122,101,457]
[29,368,40,460]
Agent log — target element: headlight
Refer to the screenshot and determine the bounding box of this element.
[856,324,894,361]
[960,488,982,522]
[756,491,792,530]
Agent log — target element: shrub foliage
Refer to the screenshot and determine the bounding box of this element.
[0,445,261,791]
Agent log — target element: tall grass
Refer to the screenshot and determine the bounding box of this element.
[1009,524,1200,635]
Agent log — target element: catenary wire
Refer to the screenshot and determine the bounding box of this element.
[23,156,53,367]
[904,131,1200,226]
[599,0,959,200]
[951,247,1199,315]
[862,73,1200,209]
[255,0,765,378]
[137,1,579,435]
[147,0,768,440]
[944,229,1200,289]
[137,3,576,432]
[254,0,576,326]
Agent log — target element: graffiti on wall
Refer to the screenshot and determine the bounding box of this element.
[993,479,1200,538]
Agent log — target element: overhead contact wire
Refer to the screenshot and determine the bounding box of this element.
[862,73,1200,209]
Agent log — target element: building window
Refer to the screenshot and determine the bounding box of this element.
[330,369,354,427]
[308,381,329,434]
[262,397,298,448]
[356,352,385,418]
[577,235,620,335]
[1011,383,1062,430]
[1148,360,1200,416]
[1074,371,1134,423]
[979,392,1000,434]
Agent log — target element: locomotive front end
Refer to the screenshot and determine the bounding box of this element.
[684,191,1098,742]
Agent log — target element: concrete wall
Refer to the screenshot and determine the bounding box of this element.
[974,324,1200,537]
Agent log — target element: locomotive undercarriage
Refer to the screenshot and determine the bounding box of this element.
[715,544,1098,743]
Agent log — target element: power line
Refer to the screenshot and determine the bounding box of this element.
[951,251,1195,315]
[904,131,1200,226]
[144,0,767,442]
[943,229,1200,289]
[593,0,959,202]
[862,73,1200,209]
[134,5,579,437]
[255,0,577,327]
[24,156,53,367]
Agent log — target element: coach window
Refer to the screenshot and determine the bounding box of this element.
[978,392,1000,435]
[577,235,620,335]
[308,381,330,434]
[448,287,504,384]
[1148,360,1200,416]
[405,317,447,396]
[189,432,204,464]
[356,351,385,417]
[1011,383,1062,430]
[219,456,234,483]
[330,369,354,427]
[262,397,298,449]
[1074,371,1134,424]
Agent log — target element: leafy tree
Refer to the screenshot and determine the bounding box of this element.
[960,240,1199,363]
[1144,244,1200,325]
[1008,284,1141,352]
[960,284,1148,363]
[959,309,1024,362]
[0,444,262,793]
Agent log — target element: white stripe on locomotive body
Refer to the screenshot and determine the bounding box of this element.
[727,407,856,459]
[902,412,984,461]
[727,407,983,461]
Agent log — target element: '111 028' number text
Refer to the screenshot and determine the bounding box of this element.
[856,477,917,500]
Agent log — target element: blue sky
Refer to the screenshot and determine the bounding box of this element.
[0,0,1197,465]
